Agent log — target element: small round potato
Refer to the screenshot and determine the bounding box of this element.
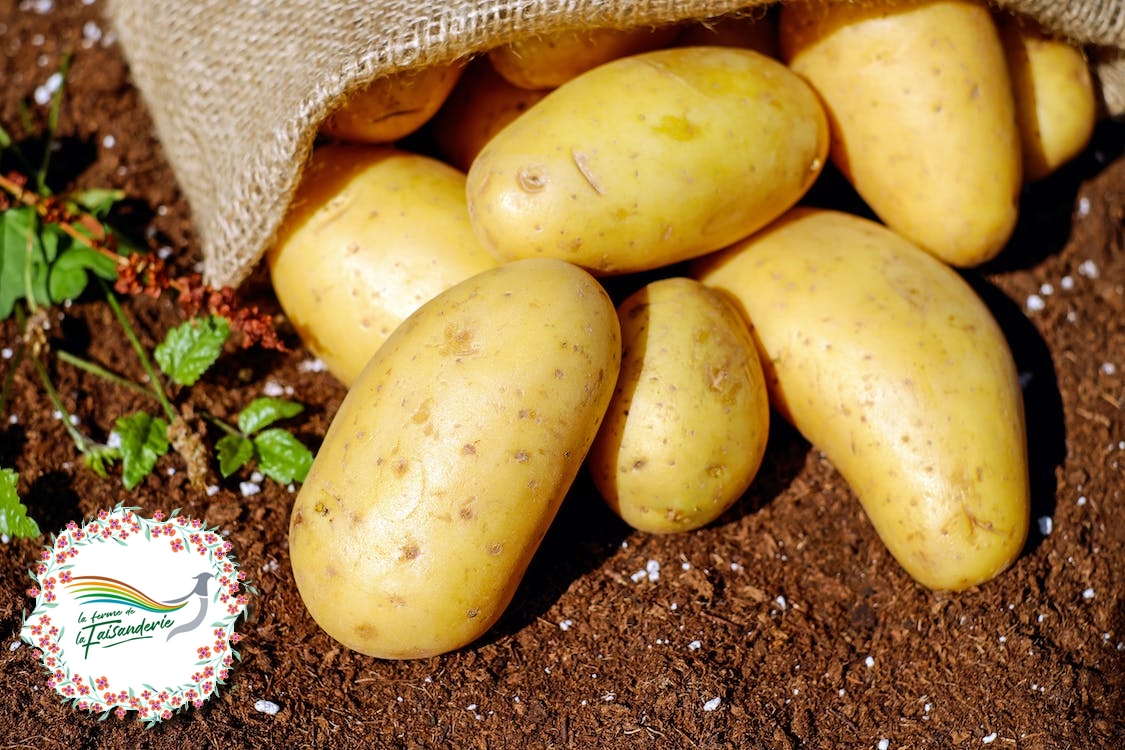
[588,277,770,533]
[267,145,497,386]
[321,62,464,144]
[467,46,828,275]
[290,258,621,659]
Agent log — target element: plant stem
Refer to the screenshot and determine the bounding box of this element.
[23,219,39,314]
[56,349,158,402]
[101,280,178,423]
[29,353,90,454]
[12,306,90,454]
[201,412,242,438]
[37,53,71,195]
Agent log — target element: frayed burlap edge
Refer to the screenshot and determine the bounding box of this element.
[104,0,1125,290]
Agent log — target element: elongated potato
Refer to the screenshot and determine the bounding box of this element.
[588,277,770,533]
[693,208,1029,591]
[997,14,1097,181]
[267,145,497,386]
[487,25,681,90]
[779,0,1021,267]
[430,59,550,172]
[321,63,464,143]
[290,258,621,658]
[467,46,828,275]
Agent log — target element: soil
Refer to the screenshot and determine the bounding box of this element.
[1,2,1123,748]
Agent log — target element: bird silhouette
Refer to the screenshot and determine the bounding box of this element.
[164,573,213,641]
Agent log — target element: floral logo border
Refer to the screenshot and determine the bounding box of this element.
[20,502,255,726]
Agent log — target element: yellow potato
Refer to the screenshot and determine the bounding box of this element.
[321,62,464,143]
[268,145,497,386]
[487,25,681,90]
[289,258,621,659]
[779,0,1021,267]
[997,14,1097,181]
[588,277,770,534]
[693,208,1029,591]
[676,10,780,58]
[467,46,828,275]
[430,58,550,172]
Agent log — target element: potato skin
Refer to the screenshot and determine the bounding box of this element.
[588,278,770,533]
[321,63,463,143]
[289,258,621,658]
[693,208,1029,591]
[267,145,497,386]
[487,25,681,90]
[997,14,1097,181]
[467,46,828,275]
[431,59,550,172]
[779,0,1021,267]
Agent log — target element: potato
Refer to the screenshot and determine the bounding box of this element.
[289,258,621,659]
[588,277,770,534]
[321,62,464,143]
[430,59,550,172]
[997,14,1097,181]
[267,145,497,387]
[676,11,780,58]
[487,25,681,90]
[467,46,828,275]
[693,208,1029,591]
[779,0,1021,267]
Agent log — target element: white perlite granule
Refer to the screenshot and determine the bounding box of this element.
[254,699,281,715]
[1077,260,1100,279]
[33,71,63,105]
[299,358,328,372]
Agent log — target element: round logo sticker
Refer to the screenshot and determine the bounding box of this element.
[20,504,254,724]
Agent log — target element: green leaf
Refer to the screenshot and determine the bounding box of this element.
[0,206,50,319]
[47,243,119,304]
[154,315,231,386]
[0,468,40,540]
[237,397,304,435]
[39,219,63,263]
[0,215,23,320]
[83,444,122,479]
[113,411,169,490]
[71,188,125,218]
[215,434,254,478]
[253,428,314,484]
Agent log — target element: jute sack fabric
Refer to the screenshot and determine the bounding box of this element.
[104,0,1125,290]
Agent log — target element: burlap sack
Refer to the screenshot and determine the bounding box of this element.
[104,0,1125,290]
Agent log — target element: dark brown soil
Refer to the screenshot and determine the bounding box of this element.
[2,2,1123,748]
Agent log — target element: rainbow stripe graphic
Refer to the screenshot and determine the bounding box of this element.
[65,576,187,614]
